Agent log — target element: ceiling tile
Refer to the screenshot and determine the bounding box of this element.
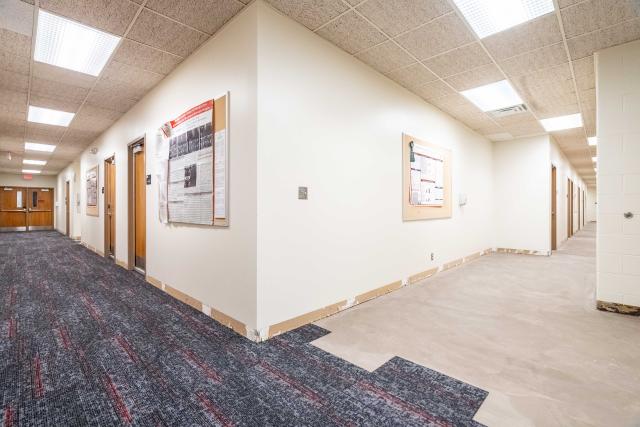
[316,10,386,55]
[70,106,119,133]
[78,104,122,122]
[85,87,140,113]
[31,77,90,105]
[356,41,414,74]
[127,9,210,57]
[0,88,27,114]
[0,116,25,139]
[395,13,474,61]
[512,62,573,89]
[444,63,503,91]
[112,39,183,75]
[493,111,537,127]
[0,69,29,92]
[566,17,640,60]
[414,80,456,102]
[39,0,139,36]
[475,123,504,136]
[29,94,81,113]
[32,62,97,89]
[0,0,33,36]
[101,60,165,94]
[501,119,545,137]
[553,127,585,145]
[560,0,640,39]
[533,102,580,119]
[483,14,563,62]
[386,63,438,89]
[429,92,469,110]
[25,122,66,142]
[145,0,244,35]
[356,0,451,37]
[0,28,31,75]
[61,129,100,146]
[500,42,569,78]
[423,42,491,78]
[265,0,348,31]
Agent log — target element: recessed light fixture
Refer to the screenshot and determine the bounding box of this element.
[28,106,75,127]
[588,136,597,146]
[34,10,120,76]
[460,80,523,112]
[452,0,555,39]
[25,142,56,152]
[23,159,47,166]
[592,156,597,162]
[22,169,41,174]
[539,113,583,132]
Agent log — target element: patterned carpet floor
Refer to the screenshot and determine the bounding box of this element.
[0,231,488,426]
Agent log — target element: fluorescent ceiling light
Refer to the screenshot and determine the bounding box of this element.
[460,80,523,111]
[539,113,583,132]
[23,159,47,166]
[588,136,597,146]
[25,142,56,152]
[34,10,120,76]
[453,0,555,39]
[22,169,41,174]
[28,105,74,127]
[592,156,597,162]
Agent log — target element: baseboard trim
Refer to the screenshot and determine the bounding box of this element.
[265,247,493,341]
[597,300,640,316]
[496,248,549,256]
[145,274,249,339]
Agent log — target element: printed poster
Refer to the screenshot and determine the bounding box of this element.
[409,143,444,206]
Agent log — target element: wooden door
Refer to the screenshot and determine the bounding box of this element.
[134,143,146,270]
[105,157,116,258]
[0,187,28,231]
[27,188,54,230]
[65,181,70,236]
[551,166,557,250]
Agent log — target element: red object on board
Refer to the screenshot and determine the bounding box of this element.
[23,174,33,180]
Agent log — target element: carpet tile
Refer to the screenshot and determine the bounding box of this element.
[0,231,488,426]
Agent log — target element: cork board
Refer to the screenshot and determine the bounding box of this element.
[402,133,452,221]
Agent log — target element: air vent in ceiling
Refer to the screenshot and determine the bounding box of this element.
[487,104,528,118]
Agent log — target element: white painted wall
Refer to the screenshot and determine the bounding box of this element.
[255,2,494,333]
[595,39,640,307]
[55,160,81,237]
[57,5,259,330]
[0,173,57,188]
[493,136,551,253]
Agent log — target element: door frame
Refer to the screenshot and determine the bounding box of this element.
[65,180,70,236]
[127,136,146,273]
[551,165,557,250]
[103,154,116,259]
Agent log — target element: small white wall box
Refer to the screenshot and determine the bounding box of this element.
[458,193,468,206]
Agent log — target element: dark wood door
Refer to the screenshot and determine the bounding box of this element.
[0,187,28,231]
[105,157,116,257]
[134,144,146,270]
[26,188,54,230]
[65,181,70,236]
[551,166,557,250]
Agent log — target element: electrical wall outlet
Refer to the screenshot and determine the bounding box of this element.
[430,252,435,261]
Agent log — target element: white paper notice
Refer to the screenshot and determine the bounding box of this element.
[409,143,445,206]
[16,191,22,209]
[214,129,226,219]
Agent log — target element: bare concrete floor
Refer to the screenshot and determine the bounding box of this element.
[313,223,640,427]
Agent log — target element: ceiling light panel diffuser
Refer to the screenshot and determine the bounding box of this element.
[588,137,597,146]
[453,0,555,39]
[25,142,56,152]
[539,113,583,132]
[22,169,42,174]
[460,80,523,111]
[28,106,75,127]
[23,159,47,166]
[34,10,121,76]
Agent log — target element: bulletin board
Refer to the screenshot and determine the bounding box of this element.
[157,92,229,227]
[402,133,452,221]
[86,165,99,217]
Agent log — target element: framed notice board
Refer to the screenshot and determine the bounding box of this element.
[86,165,99,217]
[402,133,452,221]
[158,92,229,226]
